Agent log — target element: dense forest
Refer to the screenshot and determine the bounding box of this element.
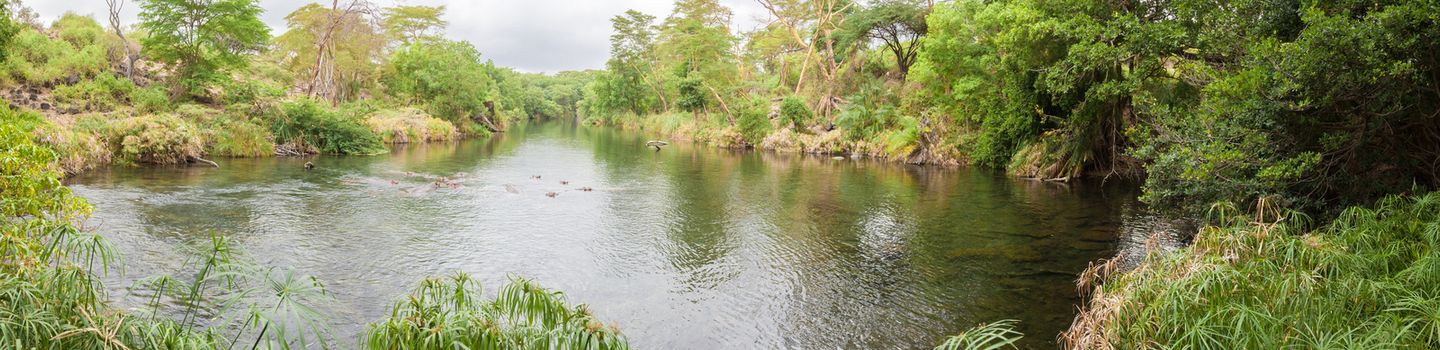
[2,0,1439,348]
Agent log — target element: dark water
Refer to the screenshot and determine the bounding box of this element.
[68,122,1142,349]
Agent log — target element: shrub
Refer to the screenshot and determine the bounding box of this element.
[736,100,771,144]
[779,95,811,129]
[131,86,172,113]
[52,73,136,112]
[205,119,274,157]
[221,78,284,107]
[364,108,457,144]
[101,114,204,165]
[0,24,112,84]
[272,99,386,155]
[1,106,109,174]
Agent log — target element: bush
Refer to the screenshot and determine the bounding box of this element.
[736,103,772,145]
[364,108,457,144]
[1,24,112,84]
[131,86,171,113]
[272,99,386,155]
[1,106,110,174]
[52,73,136,112]
[779,95,811,129]
[101,114,204,165]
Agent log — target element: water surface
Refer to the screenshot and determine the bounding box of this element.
[70,122,1140,349]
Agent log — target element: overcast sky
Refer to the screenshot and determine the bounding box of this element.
[26,0,770,73]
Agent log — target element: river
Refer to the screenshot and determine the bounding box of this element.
[68,122,1144,349]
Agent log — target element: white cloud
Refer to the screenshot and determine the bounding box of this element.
[23,0,768,73]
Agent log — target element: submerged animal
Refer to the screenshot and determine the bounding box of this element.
[646,140,668,151]
[560,180,570,185]
[578,187,594,192]
[304,161,315,171]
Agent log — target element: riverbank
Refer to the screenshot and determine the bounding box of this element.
[1063,192,1440,348]
[592,111,972,167]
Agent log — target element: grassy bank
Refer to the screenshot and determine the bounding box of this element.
[1064,192,1440,349]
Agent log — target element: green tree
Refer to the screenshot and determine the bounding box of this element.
[383,40,499,134]
[276,1,386,103]
[603,10,663,116]
[840,0,929,77]
[382,5,446,46]
[138,0,269,97]
[658,0,738,123]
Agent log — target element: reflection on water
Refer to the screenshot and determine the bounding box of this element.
[69,122,1144,349]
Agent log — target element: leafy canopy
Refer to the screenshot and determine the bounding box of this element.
[139,0,269,97]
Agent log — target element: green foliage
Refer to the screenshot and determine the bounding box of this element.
[935,320,1023,350]
[276,2,386,103]
[131,86,173,114]
[202,114,274,157]
[839,0,929,77]
[0,0,18,63]
[52,73,136,112]
[101,114,205,165]
[364,107,457,144]
[1136,0,1440,216]
[778,95,811,129]
[139,0,269,97]
[382,5,447,45]
[365,273,631,350]
[383,40,497,133]
[1,25,112,84]
[272,99,386,155]
[1071,192,1440,349]
[735,98,770,144]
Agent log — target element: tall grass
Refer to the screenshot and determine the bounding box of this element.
[100,113,205,165]
[0,16,116,84]
[1066,192,1440,349]
[365,273,630,350]
[364,108,458,144]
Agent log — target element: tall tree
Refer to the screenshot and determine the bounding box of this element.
[277,1,383,103]
[659,0,738,124]
[138,0,269,97]
[757,0,855,119]
[841,0,928,78]
[606,10,664,115]
[382,5,446,46]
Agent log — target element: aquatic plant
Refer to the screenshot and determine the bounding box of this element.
[934,320,1023,350]
[365,273,630,350]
